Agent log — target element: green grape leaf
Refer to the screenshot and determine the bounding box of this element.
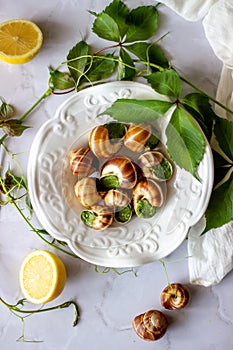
[86,54,116,82]
[92,12,121,42]
[103,0,129,38]
[181,93,216,140]
[67,41,89,85]
[118,47,135,81]
[48,66,75,91]
[101,99,173,123]
[165,106,205,178]
[146,69,181,99]
[214,117,233,161]
[125,6,158,43]
[204,171,233,233]
[125,42,169,70]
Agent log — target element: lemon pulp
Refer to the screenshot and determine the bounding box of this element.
[0,19,43,64]
[19,250,66,304]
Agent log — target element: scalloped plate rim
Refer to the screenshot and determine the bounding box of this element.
[27,81,214,267]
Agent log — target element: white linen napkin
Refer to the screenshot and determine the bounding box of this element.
[159,0,233,286]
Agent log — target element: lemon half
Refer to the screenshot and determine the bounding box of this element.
[19,250,67,304]
[0,19,43,64]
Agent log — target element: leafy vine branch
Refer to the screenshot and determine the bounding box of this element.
[1,0,232,257]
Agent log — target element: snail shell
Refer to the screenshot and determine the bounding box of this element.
[101,156,137,190]
[74,177,102,207]
[138,150,173,181]
[69,147,96,178]
[124,124,158,153]
[114,204,132,224]
[133,310,168,341]
[88,123,126,158]
[161,283,190,310]
[133,178,164,217]
[104,189,131,208]
[81,205,114,231]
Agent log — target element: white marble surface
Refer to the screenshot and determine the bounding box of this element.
[1,0,232,349]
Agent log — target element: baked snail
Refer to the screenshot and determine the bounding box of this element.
[69,147,96,178]
[124,124,159,153]
[138,150,173,181]
[114,204,132,224]
[133,178,164,218]
[74,177,101,207]
[100,156,137,190]
[104,189,131,208]
[133,309,168,341]
[88,122,127,158]
[69,122,173,231]
[81,205,114,231]
[161,283,190,310]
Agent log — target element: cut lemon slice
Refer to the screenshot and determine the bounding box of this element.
[19,250,67,304]
[0,19,43,64]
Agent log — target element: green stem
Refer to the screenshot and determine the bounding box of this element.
[19,88,53,122]
[0,297,79,327]
[11,199,78,259]
[180,75,233,116]
[159,259,171,286]
[0,88,53,146]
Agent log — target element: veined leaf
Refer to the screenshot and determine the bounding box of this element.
[92,12,121,42]
[146,70,181,99]
[118,47,135,81]
[165,106,205,178]
[125,42,169,70]
[86,54,116,82]
[67,41,89,85]
[181,93,216,140]
[204,171,233,233]
[214,117,233,161]
[101,99,173,123]
[103,0,129,38]
[125,6,158,43]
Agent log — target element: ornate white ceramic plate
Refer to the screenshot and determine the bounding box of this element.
[27,81,214,267]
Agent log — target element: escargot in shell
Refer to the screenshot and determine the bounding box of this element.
[133,309,168,341]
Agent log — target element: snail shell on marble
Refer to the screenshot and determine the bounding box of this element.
[81,205,114,231]
[88,123,126,158]
[104,189,131,208]
[138,150,173,181]
[133,310,168,341]
[133,179,164,218]
[69,147,96,178]
[101,156,137,190]
[74,177,102,207]
[124,124,158,153]
[161,283,190,310]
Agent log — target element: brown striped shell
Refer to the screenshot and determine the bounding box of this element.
[81,205,114,231]
[69,147,96,178]
[100,157,137,189]
[88,125,123,158]
[74,177,101,207]
[133,310,168,341]
[138,150,173,181]
[124,124,152,153]
[133,178,164,209]
[161,283,190,310]
[104,189,131,208]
